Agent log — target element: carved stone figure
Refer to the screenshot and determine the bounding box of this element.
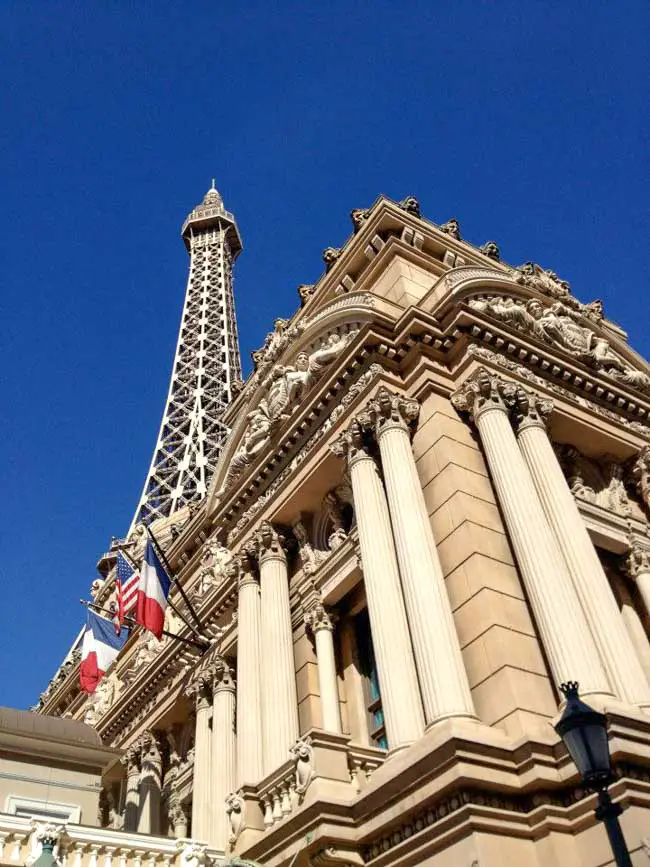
[127,523,148,560]
[90,578,105,600]
[322,247,342,270]
[633,446,650,513]
[480,241,500,261]
[225,791,245,846]
[297,284,315,305]
[197,538,233,596]
[439,218,460,239]
[350,208,370,232]
[290,736,315,795]
[583,299,604,321]
[176,840,207,867]
[398,196,421,217]
[292,515,327,575]
[322,491,348,550]
[134,632,161,668]
[251,318,291,369]
[223,401,273,491]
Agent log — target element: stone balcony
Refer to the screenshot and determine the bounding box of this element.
[0,815,224,867]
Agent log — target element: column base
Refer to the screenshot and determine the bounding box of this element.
[424,711,479,732]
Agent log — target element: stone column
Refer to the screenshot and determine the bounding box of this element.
[513,390,650,706]
[304,603,342,734]
[234,547,264,786]
[186,667,213,842]
[362,387,476,725]
[137,732,162,834]
[452,370,611,701]
[628,546,650,620]
[120,746,140,832]
[331,419,425,749]
[210,658,237,851]
[257,521,299,774]
[612,569,650,686]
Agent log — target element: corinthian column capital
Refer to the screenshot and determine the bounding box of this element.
[363,386,420,438]
[213,656,236,694]
[255,520,287,564]
[633,445,650,512]
[451,367,517,423]
[185,666,213,710]
[330,417,373,468]
[511,389,554,433]
[304,602,336,634]
[627,545,650,578]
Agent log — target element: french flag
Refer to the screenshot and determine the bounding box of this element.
[80,610,129,694]
[136,539,172,639]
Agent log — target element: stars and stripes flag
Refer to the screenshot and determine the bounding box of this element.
[115,551,139,634]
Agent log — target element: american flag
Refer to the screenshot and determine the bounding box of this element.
[115,551,139,634]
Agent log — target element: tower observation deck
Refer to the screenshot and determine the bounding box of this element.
[132,184,243,527]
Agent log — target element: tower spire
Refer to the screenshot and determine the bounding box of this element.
[131,185,243,528]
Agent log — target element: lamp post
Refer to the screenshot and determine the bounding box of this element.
[554,682,632,867]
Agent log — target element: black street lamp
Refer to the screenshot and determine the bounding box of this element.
[554,682,632,867]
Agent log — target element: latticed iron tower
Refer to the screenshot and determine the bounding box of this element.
[132,183,243,527]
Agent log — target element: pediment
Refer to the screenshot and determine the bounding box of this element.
[206,293,380,513]
[428,265,650,398]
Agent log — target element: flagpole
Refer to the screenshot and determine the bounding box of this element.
[80,600,209,651]
[121,548,205,644]
[145,525,204,633]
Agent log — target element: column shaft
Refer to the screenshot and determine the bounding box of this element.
[122,756,140,833]
[210,663,236,851]
[188,675,212,841]
[474,403,610,699]
[258,524,299,773]
[236,565,264,785]
[305,606,342,734]
[518,420,650,705]
[339,428,425,748]
[372,401,475,724]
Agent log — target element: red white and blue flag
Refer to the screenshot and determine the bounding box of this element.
[79,609,129,694]
[115,551,139,633]
[136,538,172,639]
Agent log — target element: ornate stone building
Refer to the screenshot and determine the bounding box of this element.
[34,194,650,866]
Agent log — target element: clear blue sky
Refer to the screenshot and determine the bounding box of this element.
[1,2,648,709]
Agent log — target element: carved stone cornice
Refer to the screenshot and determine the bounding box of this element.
[255,521,288,565]
[360,386,420,438]
[451,367,517,422]
[330,418,373,468]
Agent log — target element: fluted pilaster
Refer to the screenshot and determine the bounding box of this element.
[210,658,236,850]
[452,369,611,701]
[362,387,475,725]
[513,391,650,706]
[186,667,213,841]
[257,521,299,773]
[235,547,264,785]
[304,603,342,733]
[331,419,425,749]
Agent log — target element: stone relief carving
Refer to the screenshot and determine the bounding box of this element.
[289,736,315,796]
[322,247,342,270]
[90,578,105,600]
[196,538,233,598]
[251,318,293,370]
[225,791,245,845]
[398,196,421,217]
[219,329,360,495]
[556,446,633,517]
[513,261,571,300]
[633,446,650,513]
[226,363,383,544]
[480,241,500,261]
[322,490,349,551]
[292,515,328,575]
[360,385,420,437]
[468,295,650,394]
[127,523,148,561]
[176,840,208,867]
[439,218,461,239]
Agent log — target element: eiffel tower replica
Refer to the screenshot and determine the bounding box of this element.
[133,182,243,527]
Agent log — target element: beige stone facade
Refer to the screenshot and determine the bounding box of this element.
[35,195,650,866]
